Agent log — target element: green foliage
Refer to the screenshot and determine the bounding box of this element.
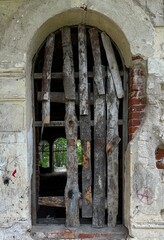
[39,141,50,168]
[39,138,82,170]
[77,140,82,165]
[54,138,82,168]
[54,138,67,168]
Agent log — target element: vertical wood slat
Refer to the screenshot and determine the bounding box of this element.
[92,66,106,228]
[89,28,105,95]
[101,32,124,99]
[78,25,88,115]
[80,85,92,218]
[106,67,120,227]
[42,33,55,124]
[62,27,80,227]
[61,27,76,101]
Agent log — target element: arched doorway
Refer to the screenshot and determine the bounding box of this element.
[32,25,128,227]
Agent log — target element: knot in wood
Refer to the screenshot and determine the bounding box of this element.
[68,190,73,199]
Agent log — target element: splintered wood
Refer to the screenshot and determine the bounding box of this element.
[79,26,92,218]
[78,25,88,115]
[101,32,124,99]
[42,33,55,125]
[89,28,106,227]
[62,27,79,227]
[106,67,120,227]
[62,27,76,101]
[80,85,92,218]
[89,28,105,95]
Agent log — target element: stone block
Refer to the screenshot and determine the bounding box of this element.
[148,58,164,77]
[147,0,164,26]
[0,102,24,131]
[0,76,25,100]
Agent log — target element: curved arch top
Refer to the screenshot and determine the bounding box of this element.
[0,0,154,68]
[29,9,131,67]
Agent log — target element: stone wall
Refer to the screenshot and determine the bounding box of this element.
[0,0,164,239]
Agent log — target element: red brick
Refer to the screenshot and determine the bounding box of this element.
[128,119,141,127]
[78,233,100,238]
[61,230,75,239]
[156,148,164,154]
[128,98,146,108]
[129,98,142,106]
[128,126,138,134]
[156,154,164,160]
[128,112,141,120]
[132,55,142,61]
[129,105,145,112]
[156,162,164,169]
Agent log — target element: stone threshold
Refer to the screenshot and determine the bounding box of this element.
[32,224,128,239]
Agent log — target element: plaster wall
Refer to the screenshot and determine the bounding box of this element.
[0,0,164,239]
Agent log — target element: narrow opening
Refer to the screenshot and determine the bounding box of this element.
[32,25,128,226]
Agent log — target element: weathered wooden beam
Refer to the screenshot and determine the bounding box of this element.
[61,27,76,101]
[42,33,55,124]
[34,71,123,79]
[89,28,105,95]
[38,92,65,103]
[62,26,79,227]
[101,32,124,99]
[35,119,123,127]
[37,91,94,104]
[78,25,88,115]
[39,196,65,208]
[39,197,108,209]
[92,66,106,228]
[35,71,97,79]
[80,85,92,218]
[106,67,120,227]
[64,102,80,227]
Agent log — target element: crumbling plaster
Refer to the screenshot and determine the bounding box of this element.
[0,0,163,239]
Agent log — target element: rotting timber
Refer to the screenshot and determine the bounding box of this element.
[34,25,125,227]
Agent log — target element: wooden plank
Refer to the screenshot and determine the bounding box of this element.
[42,33,55,124]
[61,27,76,101]
[101,32,124,99]
[89,28,105,95]
[62,27,79,227]
[106,67,120,227]
[38,92,65,103]
[80,85,92,218]
[34,71,123,79]
[39,196,65,208]
[65,102,80,227]
[39,197,108,209]
[35,120,123,127]
[92,66,106,228]
[78,25,88,115]
[37,91,94,104]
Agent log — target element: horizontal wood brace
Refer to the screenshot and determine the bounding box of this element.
[35,119,123,127]
[34,70,123,79]
[37,91,94,104]
[39,196,108,208]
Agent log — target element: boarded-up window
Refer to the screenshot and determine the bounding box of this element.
[32,25,128,227]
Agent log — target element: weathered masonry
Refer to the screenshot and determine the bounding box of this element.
[0,1,164,240]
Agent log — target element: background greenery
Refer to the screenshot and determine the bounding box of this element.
[39,138,82,169]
